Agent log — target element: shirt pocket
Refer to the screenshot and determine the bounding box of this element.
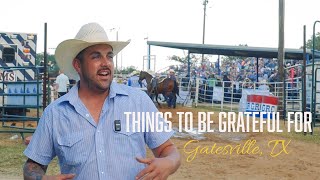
[112,130,146,173]
[112,130,145,156]
[57,133,89,165]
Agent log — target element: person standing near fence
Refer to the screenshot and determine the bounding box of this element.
[54,70,70,98]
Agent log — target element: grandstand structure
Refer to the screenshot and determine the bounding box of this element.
[147,41,320,78]
[147,41,320,132]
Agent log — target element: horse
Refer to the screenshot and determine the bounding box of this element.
[138,71,179,108]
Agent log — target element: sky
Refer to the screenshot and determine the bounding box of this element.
[1,0,320,72]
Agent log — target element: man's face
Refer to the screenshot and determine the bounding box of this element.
[74,44,114,92]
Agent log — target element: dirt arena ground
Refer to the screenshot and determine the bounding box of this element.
[157,107,320,180]
[1,106,319,180]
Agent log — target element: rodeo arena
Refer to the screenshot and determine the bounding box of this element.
[0,27,320,141]
[1,21,320,179]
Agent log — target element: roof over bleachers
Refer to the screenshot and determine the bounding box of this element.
[147,41,320,60]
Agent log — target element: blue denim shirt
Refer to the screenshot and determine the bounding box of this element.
[24,82,174,180]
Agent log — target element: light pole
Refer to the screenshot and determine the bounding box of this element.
[201,0,209,63]
[144,36,151,70]
[278,0,285,118]
[115,30,119,73]
[108,28,119,73]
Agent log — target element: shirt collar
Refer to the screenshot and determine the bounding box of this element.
[109,82,128,98]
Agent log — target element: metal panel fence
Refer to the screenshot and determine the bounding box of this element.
[176,76,319,127]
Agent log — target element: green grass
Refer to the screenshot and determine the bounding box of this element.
[273,129,320,144]
[0,133,59,177]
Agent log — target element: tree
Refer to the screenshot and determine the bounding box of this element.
[305,32,320,51]
[36,53,60,77]
[118,66,138,74]
[168,54,206,67]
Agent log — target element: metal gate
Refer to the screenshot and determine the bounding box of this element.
[313,67,320,127]
[0,66,42,139]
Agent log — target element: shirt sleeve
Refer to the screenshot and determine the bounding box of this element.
[24,109,55,165]
[141,92,174,149]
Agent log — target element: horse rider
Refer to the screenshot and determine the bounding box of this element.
[145,70,156,98]
[167,69,178,108]
[150,72,160,95]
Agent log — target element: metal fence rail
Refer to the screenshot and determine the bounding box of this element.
[0,66,43,139]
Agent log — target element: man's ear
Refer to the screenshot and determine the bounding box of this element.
[72,59,81,73]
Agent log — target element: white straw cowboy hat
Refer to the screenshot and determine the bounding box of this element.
[55,22,130,80]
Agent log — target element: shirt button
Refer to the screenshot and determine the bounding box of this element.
[97,130,100,133]
[86,114,89,117]
[101,172,104,174]
[99,150,102,153]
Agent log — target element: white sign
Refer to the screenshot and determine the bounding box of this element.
[0,71,16,81]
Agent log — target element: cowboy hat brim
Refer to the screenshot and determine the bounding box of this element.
[55,39,130,80]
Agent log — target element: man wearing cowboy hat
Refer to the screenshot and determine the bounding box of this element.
[23,23,180,180]
[168,69,176,80]
[165,69,178,108]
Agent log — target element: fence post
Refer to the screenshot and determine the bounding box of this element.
[195,78,200,107]
[221,81,224,111]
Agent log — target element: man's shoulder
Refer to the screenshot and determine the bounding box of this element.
[114,83,148,99]
[41,99,66,117]
[117,83,145,93]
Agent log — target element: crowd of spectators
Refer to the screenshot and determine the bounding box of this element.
[173,57,303,84]
[115,57,303,91]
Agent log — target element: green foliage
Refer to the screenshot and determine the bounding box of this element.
[118,66,138,74]
[168,54,206,66]
[36,53,57,65]
[306,32,320,51]
[36,53,60,77]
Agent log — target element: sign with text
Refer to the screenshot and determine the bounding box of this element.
[0,71,16,82]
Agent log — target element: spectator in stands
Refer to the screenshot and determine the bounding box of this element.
[258,79,269,91]
[269,70,279,83]
[207,74,217,88]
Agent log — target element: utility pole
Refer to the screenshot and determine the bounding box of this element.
[202,0,208,63]
[278,0,285,118]
[115,30,118,74]
[43,23,48,109]
[108,28,119,73]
